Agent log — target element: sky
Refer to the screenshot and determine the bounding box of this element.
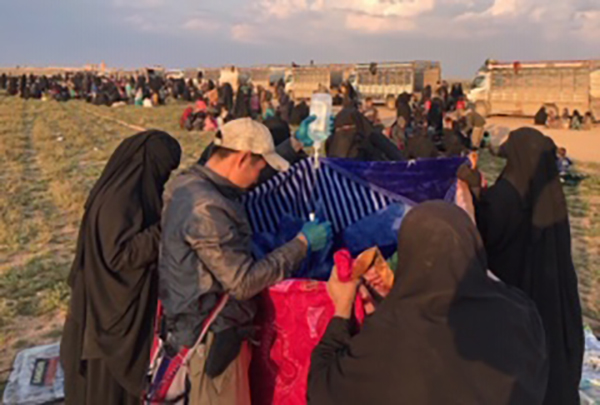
[0,0,598,78]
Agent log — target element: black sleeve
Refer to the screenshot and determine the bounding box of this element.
[307,317,353,405]
[474,180,520,250]
[198,142,215,166]
[104,223,161,273]
[368,132,405,161]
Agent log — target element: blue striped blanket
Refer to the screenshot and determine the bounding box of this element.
[244,157,466,236]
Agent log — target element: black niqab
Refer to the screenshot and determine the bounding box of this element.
[475,128,584,405]
[220,83,234,112]
[308,202,549,405]
[395,92,413,125]
[327,107,373,159]
[233,86,251,118]
[289,101,310,126]
[534,107,548,125]
[61,131,181,398]
[263,117,291,146]
[427,97,444,131]
[327,107,403,161]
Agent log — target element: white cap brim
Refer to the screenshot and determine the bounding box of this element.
[263,152,290,172]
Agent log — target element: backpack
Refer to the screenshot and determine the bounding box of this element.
[143,295,229,404]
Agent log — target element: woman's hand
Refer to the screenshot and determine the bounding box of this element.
[468,151,478,169]
[327,266,360,319]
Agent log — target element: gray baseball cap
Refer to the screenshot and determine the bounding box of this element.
[215,118,290,172]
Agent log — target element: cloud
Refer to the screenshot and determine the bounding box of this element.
[344,13,416,32]
[113,0,165,9]
[259,0,436,18]
[486,0,518,16]
[574,10,600,39]
[231,23,265,44]
[183,18,221,32]
[330,0,436,18]
[123,15,160,32]
[259,0,311,18]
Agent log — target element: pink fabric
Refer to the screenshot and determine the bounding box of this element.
[180,107,193,129]
[251,94,261,112]
[251,253,365,405]
[195,99,207,112]
[204,117,218,131]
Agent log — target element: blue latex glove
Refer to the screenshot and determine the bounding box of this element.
[295,115,335,147]
[300,220,333,253]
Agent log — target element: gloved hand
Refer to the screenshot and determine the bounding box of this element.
[295,115,335,147]
[300,220,333,253]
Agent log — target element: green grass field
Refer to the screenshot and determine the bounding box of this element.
[1,93,599,390]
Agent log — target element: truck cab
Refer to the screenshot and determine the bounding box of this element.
[467,72,491,117]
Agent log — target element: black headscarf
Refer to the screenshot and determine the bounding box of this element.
[327,107,403,161]
[327,107,373,159]
[61,130,181,396]
[289,101,310,126]
[220,83,234,113]
[395,92,413,126]
[277,89,293,123]
[475,128,584,405]
[534,107,548,126]
[341,81,358,108]
[308,202,549,405]
[422,85,432,101]
[263,116,291,146]
[427,97,444,131]
[233,86,251,118]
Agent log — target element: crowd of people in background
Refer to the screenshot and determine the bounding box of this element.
[382,81,486,160]
[0,70,203,107]
[176,76,486,162]
[535,105,595,131]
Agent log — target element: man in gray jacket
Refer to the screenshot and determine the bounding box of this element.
[159,118,331,404]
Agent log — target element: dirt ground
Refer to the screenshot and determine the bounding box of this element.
[485,116,600,162]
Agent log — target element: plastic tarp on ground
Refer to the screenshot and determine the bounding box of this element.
[2,342,64,405]
[580,327,600,404]
[244,157,466,405]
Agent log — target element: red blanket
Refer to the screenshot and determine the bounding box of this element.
[251,251,364,405]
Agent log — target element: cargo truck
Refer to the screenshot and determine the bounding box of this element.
[284,66,349,100]
[467,59,600,118]
[350,61,442,109]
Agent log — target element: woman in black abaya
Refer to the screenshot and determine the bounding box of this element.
[61,131,182,405]
[326,107,404,161]
[233,85,252,118]
[219,83,234,113]
[395,92,413,128]
[534,106,548,126]
[460,127,584,405]
[308,202,548,405]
